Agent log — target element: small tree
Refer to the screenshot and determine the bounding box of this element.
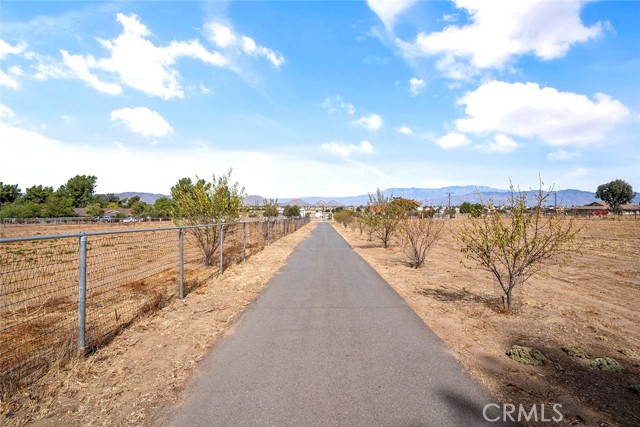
[334,209,354,228]
[459,202,483,218]
[58,175,97,207]
[366,189,408,248]
[595,179,635,216]
[0,182,21,206]
[263,199,279,218]
[170,170,245,266]
[457,182,582,310]
[283,205,301,217]
[130,201,147,215]
[85,203,104,217]
[398,217,444,268]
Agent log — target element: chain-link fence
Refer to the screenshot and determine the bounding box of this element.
[0,218,309,392]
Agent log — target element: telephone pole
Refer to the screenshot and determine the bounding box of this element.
[447,192,452,218]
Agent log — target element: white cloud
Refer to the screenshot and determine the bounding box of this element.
[476,134,518,153]
[396,0,604,79]
[321,140,375,158]
[204,22,285,68]
[61,50,122,95]
[0,40,26,59]
[321,95,356,116]
[110,107,173,139]
[0,120,387,197]
[567,166,588,177]
[395,125,413,136]
[351,113,383,131]
[367,0,418,31]
[455,81,629,146]
[547,149,580,161]
[409,77,426,95]
[57,13,229,99]
[207,23,237,48]
[0,104,15,119]
[0,40,27,88]
[434,132,471,149]
[241,36,285,67]
[0,70,19,89]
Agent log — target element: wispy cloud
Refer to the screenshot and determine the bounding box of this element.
[350,113,383,131]
[205,22,285,67]
[321,95,356,116]
[409,77,425,95]
[395,125,413,136]
[321,140,375,158]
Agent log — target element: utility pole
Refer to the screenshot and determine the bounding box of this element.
[447,192,452,219]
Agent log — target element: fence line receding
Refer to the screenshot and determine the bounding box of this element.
[0,218,309,392]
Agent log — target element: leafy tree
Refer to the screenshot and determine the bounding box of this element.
[595,179,635,215]
[126,195,141,208]
[263,198,279,218]
[152,197,173,218]
[390,197,420,214]
[130,201,148,215]
[0,202,41,218]
[0,182,21,205]
[170,170,245,266]
[333,209,354,228]
[85,203,104,217]
[459,202,484,218]
[41,193,74,217]
[457,182,582,310]
[58,175,97,207]
[23,185,54,204]
[283,205,301,217]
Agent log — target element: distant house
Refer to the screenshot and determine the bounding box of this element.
[74,208,133,218]
[572,201,640,216]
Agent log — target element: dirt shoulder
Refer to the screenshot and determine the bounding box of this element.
[1,222,315,427]
[333,219,640,427]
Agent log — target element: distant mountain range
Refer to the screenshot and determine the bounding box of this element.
[276,187,608,207]
[118,186,638,208]
[115,192,169,205]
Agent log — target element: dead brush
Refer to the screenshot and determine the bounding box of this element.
[397,217,445,268]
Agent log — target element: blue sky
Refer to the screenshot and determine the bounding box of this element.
[1,0,638,197]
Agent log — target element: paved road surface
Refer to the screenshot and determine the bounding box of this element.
[166,222,509,426]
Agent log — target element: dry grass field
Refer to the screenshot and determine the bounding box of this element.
[334,218,640,426]
[0,222,315,426]
[0,219,302,395]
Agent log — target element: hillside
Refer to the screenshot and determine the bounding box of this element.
[115,192,169,205]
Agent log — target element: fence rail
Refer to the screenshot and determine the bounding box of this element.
[0,217,309,392]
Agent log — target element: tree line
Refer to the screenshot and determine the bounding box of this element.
[0,175,172,219]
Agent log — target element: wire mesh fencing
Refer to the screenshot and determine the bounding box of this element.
[0,217,309,392]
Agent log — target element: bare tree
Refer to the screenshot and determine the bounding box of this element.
[398,217,445,268]
[457,182,582,310]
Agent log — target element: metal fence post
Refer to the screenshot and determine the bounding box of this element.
[219,224,224,274]
[243,222,247,262]
[78,234,87,354]
[179,228,184,299]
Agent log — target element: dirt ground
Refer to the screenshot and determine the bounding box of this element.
[0,222,315,427]
[333,218,640,427]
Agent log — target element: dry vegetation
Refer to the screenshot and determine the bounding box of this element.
[1,219,304,399]
[0,221,314,426]
[334,218,640,426]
